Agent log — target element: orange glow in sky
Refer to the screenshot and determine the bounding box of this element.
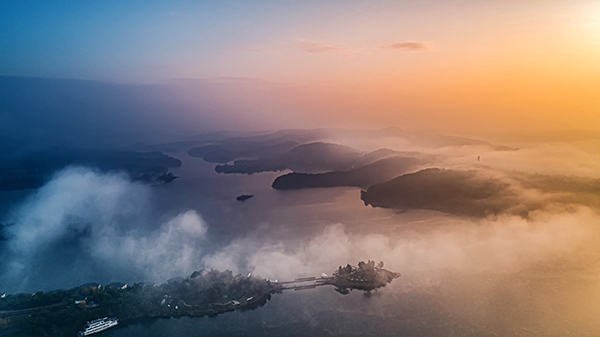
[2,0,599,134]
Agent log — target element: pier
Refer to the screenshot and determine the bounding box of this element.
[274,276,334,291]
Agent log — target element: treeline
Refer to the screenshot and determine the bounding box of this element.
[1,270,275,337]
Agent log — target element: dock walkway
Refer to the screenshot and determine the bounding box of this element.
[276,276,334,291]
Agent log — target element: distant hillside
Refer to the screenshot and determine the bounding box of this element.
[215,143,419,174]
[190,140,300,163]
[283,142,358,161]
[187,130,324,163]
[272,156,424,190]
[215,158,288,174]
[360,168,514,217]
[324,127,517,151]
[0,149,182,191]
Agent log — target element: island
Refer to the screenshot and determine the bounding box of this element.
[360,167,600,218]
[214,142,363,174]
[328,260,400,294]
[236,194,254,202]
[0,261,400,337]
[360,168,515,217]
[271,156,425,190]
[186,129,324,163]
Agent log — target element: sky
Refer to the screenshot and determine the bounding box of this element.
[1,0,600,134]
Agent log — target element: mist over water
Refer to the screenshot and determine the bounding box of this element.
[0,167,208,291]
[2,137,600,336]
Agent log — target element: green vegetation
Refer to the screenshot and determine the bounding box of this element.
[360,168,512,217]
[0,270,274,337]
[329,260,400,294]
[271,156,424,190]
[0,262,400,336]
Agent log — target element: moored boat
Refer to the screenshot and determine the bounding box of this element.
[77,317,118,336]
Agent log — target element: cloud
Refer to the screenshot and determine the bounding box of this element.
[230,39,430,57]
[381,41,432,52]
[202,207,598,288]
[0,167,208,291]
[4,167,149,257]
[294,39,362,55]
[88,209,208,281]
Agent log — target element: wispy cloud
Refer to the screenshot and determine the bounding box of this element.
[227,39,433,57]
[381,41,433,52]
[222,46,266,53]
[294,39,362,55]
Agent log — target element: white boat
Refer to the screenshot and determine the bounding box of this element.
[77,317,118,336]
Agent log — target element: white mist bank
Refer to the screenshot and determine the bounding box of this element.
[327,133,600,179]
[203,207,599,288]
[0,167,208,292]
[1,166,598,294]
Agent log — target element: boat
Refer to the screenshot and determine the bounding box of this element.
[77,317,118,336]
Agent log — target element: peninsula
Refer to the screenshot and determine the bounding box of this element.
[0,261,399,337]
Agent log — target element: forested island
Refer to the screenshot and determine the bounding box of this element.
[360,168,514,217]
[327,260,400,295]
[271,156,424,190]
[0,262,399,337]
[360,167,600,218]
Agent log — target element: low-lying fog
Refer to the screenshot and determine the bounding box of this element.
[2,131,600,335]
